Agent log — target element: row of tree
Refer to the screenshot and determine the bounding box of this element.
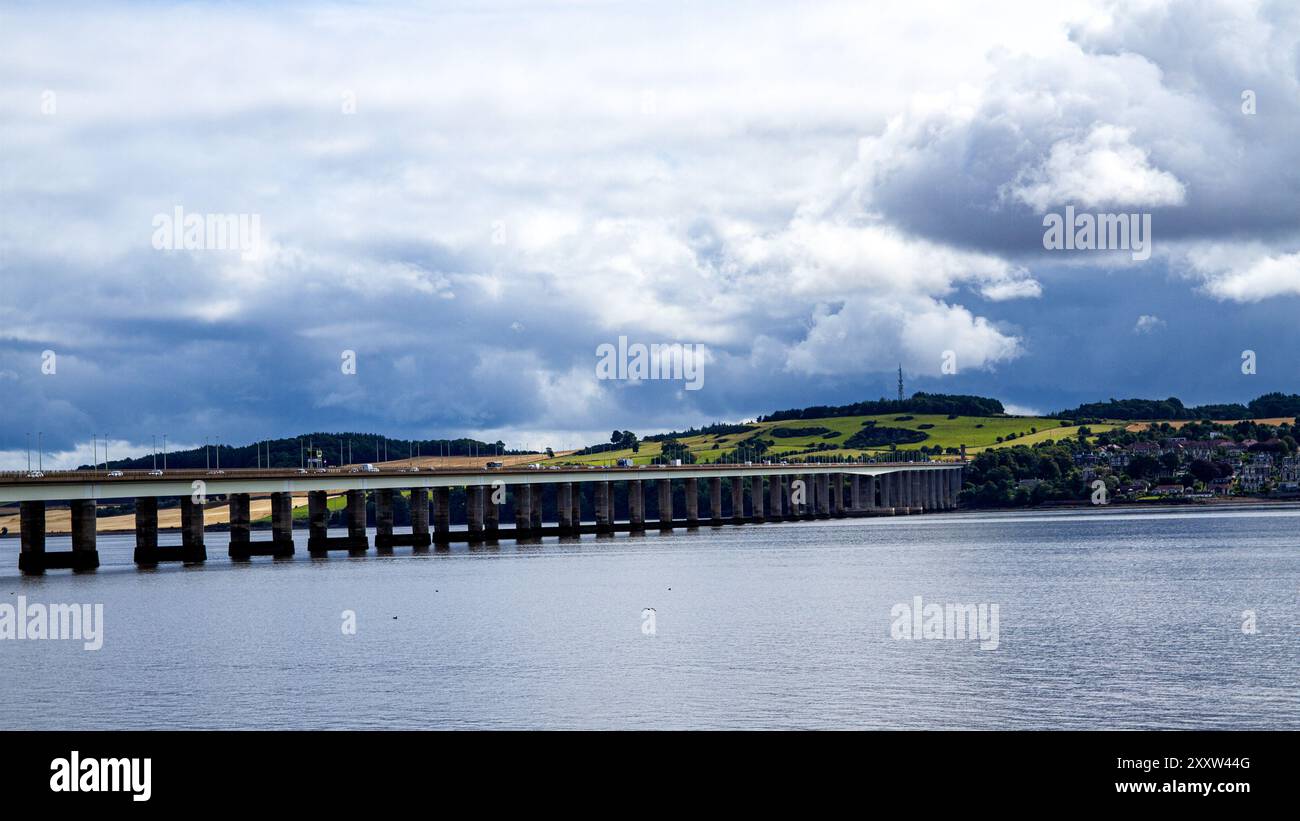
[1051,392,1300,421]
[761,392,1004,422]
[92,433,521,471]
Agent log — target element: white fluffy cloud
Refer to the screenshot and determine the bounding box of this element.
[1005,124,1187,211]
[1183,244,1300,302]
[784,296,1023,377]
[1133,314,1165,334]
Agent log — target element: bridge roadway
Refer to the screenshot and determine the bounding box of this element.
[0,461,965,575]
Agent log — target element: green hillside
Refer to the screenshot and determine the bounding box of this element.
[548,414,1119,465]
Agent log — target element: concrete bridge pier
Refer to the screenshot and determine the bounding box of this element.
[570,485,581,534]
[769,474,782,521]
[531,485,544,533]
[709,477,722,526]
[66,499,99,570]
[17,500,45,574]
[557,482,574,535]
[308,490,329,553]
[782,476,792,518]
[658,479,674,530]
[410,488,432,549]
[133,496,159,566]
[180,497,207,562]
[862,475,877,512]
[345,489,368,553]
[684,477,699,527]
[731,477,744,523]
[467,486,485,542]
[375,488,397,551]
[485,486,499,538]
[514,484,531,539]
[629,480,645,532]
[749,476,765,523]
[595,481,612,534]
[228,493,252,559]
[433,487,451,545]
[230,491,291,561]
[817,474,831,519]
[20,500,98,574]
[602,481,616,533]
[270,492,295,555]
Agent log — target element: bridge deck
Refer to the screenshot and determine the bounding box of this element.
[0,461,964,503]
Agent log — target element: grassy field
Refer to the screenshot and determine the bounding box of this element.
[546,414,1121,465]
[1124,417,1296,431]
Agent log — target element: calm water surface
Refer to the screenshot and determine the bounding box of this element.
[1,505,1296,729]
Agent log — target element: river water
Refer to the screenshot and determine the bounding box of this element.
[0,505,1295,729]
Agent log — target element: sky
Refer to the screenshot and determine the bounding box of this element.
[3,0,1300,467]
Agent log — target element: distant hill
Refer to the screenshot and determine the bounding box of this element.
[547,412,1108,466]
[91,433,534,472]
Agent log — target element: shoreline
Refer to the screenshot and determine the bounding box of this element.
[964,496,1300,514]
